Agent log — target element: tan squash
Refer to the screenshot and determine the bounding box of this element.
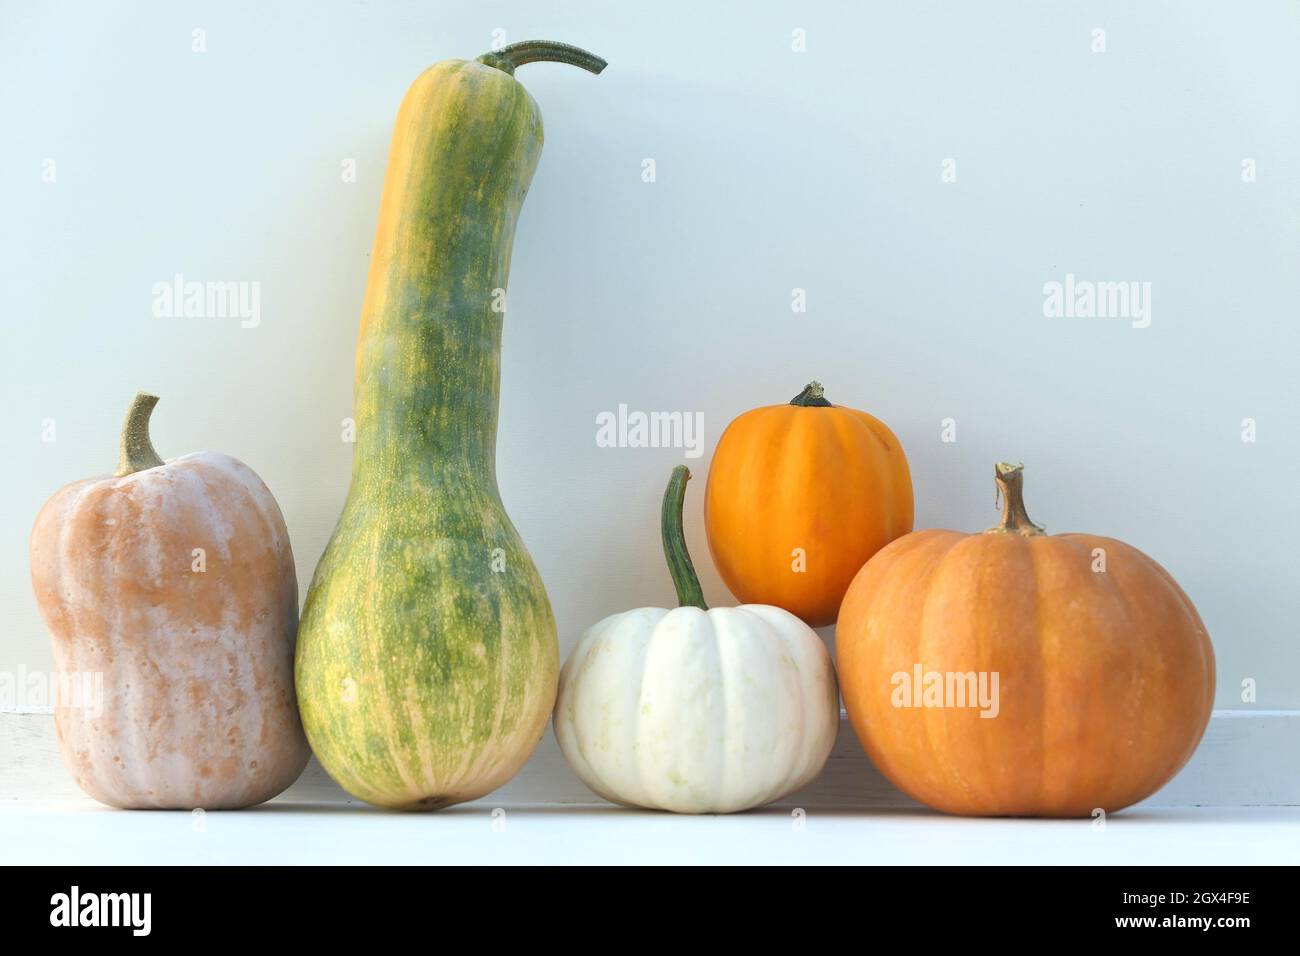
[29,394,309,809]
[836,462,1215,817]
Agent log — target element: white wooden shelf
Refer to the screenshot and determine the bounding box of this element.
[3,801,1298,865]
[5,709,1299,864]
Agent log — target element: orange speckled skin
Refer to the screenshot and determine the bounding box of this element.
[29,453,309,809]
[704,402,914,627]
[836,529,1216,817]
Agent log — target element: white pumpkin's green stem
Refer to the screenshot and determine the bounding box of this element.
[986,462,1045,536]
[115,392,165,477]
[661,466,708,610]
[476,41,607,77]
[789,381,832,407]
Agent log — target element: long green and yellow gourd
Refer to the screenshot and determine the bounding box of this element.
[296,41,606,809]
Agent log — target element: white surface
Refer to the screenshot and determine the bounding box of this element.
[2,1,1299,708]
[3,802,1298,865]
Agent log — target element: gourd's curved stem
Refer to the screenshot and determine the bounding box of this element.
[661,466,708,610]
[476,41,607,76]
[789,381,832,407]
[115,392,165,477]
[986,462,1045,536]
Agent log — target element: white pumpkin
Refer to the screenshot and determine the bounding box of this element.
[554,467,839,813]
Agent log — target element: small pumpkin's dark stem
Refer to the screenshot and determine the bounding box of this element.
[986,462,1045,536]
[115,392,165,477]
[789,381,832,407]
[476,41,607,76]
[661,466,708,610]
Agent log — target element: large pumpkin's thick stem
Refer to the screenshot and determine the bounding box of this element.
[789,381,832,407]
[115,392,165,477]
[986,462,1045,536]
[661,466,708,610]
[476,41,607,76]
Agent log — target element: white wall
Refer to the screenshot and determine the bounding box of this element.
[3,0,1297,707]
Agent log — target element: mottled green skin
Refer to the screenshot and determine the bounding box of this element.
[295,60,558,809]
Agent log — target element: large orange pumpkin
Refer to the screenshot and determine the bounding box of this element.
[836,462,1215,817]
[704,381,913,627]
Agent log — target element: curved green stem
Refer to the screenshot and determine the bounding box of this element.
[476,41,607,77]
[986,462,1045,536]
[115,392,165,477]
[789,381,832,407]
[661,466,707,610]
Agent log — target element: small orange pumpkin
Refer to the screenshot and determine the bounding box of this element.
[836,462,1215,817]
[704,381,913,627]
